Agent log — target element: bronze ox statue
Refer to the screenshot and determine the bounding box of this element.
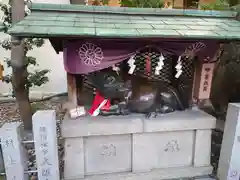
[88,69,184,118]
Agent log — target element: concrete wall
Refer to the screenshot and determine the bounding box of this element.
[0,0,69,97]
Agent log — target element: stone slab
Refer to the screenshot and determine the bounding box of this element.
[67,166,213,180]
[194,130,211,167]
[62,115,143,137]
[64,138,84,179]
[33,110,60,180]
[0,122,28,180]
[217,103,240,180]
[143,110,216,133]
[84,134,131,175]
[132,131,194,172]
[62,110,215,138]
[0,148,4,173]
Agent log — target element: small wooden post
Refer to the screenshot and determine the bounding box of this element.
[0,122,29,180]
[33,110,60,180]
[67,73,78,107]
[218,103,240,180]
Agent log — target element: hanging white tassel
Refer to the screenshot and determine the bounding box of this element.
[155,53,165,75]
[128,55,136,74]
[175,56,183,78]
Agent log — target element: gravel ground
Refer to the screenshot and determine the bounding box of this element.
[0,96,223,180]
[0,96,67,123]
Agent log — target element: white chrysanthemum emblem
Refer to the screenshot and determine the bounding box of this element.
[78,43,103,66]
[183,42,206,58]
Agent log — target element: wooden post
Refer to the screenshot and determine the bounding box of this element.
[11,0,33,130]
[67,73,78,107]
[0,122,29,180]
[218,103,240,180]
[33,110,60,180]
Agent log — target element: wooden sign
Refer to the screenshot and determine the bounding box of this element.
[218,103,240,180]
[0,122,28,180]
[194,63,215,100]
[33,110,60,180]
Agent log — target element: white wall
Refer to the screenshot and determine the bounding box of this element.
[0,0,70,97]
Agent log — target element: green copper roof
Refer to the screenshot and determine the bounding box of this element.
[7,3,240,40]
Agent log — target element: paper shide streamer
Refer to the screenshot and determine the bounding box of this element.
[127,55,136,74]
[175,56,183,78]
[155,53,165,75]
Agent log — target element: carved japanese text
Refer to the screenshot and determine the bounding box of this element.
[100,144,117,157]
[164,140,180,152]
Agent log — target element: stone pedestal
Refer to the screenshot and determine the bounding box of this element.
[61,109,216,180]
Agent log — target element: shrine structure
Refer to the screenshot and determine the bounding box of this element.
[7,3,240,180]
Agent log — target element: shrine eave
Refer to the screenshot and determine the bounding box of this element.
[6,3,240,53]
[0,24,4,32]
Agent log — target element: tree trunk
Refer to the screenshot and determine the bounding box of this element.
[11,41,32,130]
[11,0,33,130]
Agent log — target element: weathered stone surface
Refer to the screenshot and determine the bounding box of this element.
[132,131,194,172]
[194,130,211,167]
[0,122,28,180]
[143,110,216,132]
[62,115,143,137]
[61,110,215,180]
[85,135,131,175]
[33,110,60,180]
[64,138,84,179]
[218,103,240,180]
[73,166,213,180]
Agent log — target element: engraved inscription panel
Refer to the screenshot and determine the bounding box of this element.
[0,123,27,180]
[159,131,194,168]
[164,140,180,153]
[132,131,194,172]
[33,111,60,180]
[84,135,131,175]
[100,144,117,157]
[227,169,240,180]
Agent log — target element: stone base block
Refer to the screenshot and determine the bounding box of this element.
[73,166,213,180]
[133,131,194,172]
[84,135,131,175]
[62,109,216,180]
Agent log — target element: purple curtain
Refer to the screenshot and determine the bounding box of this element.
[63,38,220,74]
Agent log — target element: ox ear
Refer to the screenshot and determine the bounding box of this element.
[105,75,116,85]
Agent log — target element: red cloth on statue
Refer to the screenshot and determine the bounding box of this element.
[89,91,111,116]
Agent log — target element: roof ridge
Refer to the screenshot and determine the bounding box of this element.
[28,3,238,18]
